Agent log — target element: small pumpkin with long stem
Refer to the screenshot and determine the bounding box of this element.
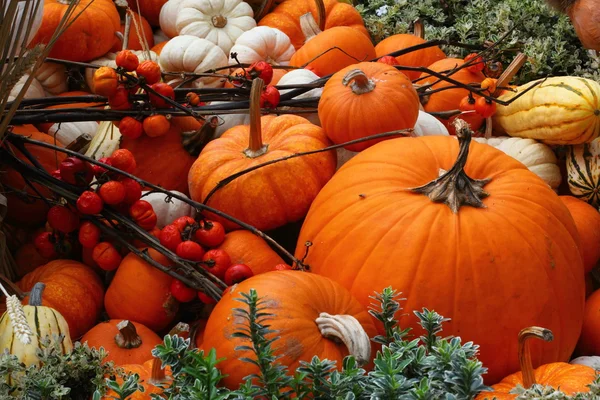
[476,327,596,399]
[81,320,162,365]
[319,61,420,151]
[188,78,336,232]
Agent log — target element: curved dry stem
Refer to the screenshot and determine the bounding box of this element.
[410,118,491,213]
[115,320,143,349]
[28,282,45,306]
[300,12,322,42]
[315,312,371,366]
[342,69,375,95]
[314,0,326,31]
[244,78,268,158]
[518,326,554,388]
[412,18,424,39]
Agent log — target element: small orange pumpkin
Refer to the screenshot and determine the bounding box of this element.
[93,67,119,98]
[476,327,595,399]
[18,260,105,339]
[319,62,420,151]
[188,79,336,231]
[111,11,154,52]
[201,270,378,389]
[104,248,179,332]
[143,115,171,137]
[81,320,162,365]
[560,195,600,274]
[217,230,286,275]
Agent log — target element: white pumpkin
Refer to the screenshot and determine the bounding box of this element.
[174,0,256,55]
[160,0,184,38]
[85,121,122,160]
[567,138,600,207]
[413,111,449,136]
[228,26,295,65]
[571,356,600,369]
[34,62,68,95]
[159,35,228,88]
[85,50,159,92]
[47,121,99,147]
[153,29,169,44]
[7,0,44,55]
[277,68,322,126]
[474,136,562,190]
[9,74,45,101]
[142,190,196,228]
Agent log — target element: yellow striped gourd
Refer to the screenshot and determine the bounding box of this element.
[494,76,600,145]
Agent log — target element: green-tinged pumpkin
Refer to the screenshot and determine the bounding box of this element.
[567,137,600,207]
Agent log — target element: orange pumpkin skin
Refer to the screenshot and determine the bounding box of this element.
[127,0,166,26]
[111,11,154,52]
[258,0,369,50]
[104,248,179,332]
[120,124,196,195]
[102,359,170,399]
[150,40,168,56]
[202,270,378,389]
[289,27,376,77]
[1,130,66,226]
[217,230,286,275]
[188,114,336,232]
[295,136,585,384]
[476,363,595,399]
[18,260,105,339]
[375,34,445,80]
[560,195,600,273]
[37,91,102,133]
[577,289,600,356]
[30,0,120,62]
[81,320,162,365]
[420,58,485,133]
[318,62,420,151]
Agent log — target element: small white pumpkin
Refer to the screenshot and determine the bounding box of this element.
[277,68,322,126]
[160,0,185,38]
[175,0,256,55]
[159,35,228,88]
[571,356,600,370]
[85,50,159,92]
[413,111,449,136]
[47,121,99,147]
[9,74,45,101]
[34,62,68,95]
[142,190,196,228]
[228,26,295,65]
[474,136,562,190]
[567,138,600,207]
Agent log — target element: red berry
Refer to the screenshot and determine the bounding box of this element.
[459,95,477,112]
[194,220,225,248]
[98,180,126,205]
[170,279,197,302]
[160,224,182,251]
[197,291,217,304]
[172,216,196,231]
[119,116,144,139]
[377,55,399,66]
[129,200,157,230]
[77,191,104,215]
[224,264,254,286]
[201,249,231,280]
[274,263,292,271]
[148,82,175,108]
[59,157,93,185]
[120,178,142,204]
[176,240,205,261]
[136,60,162,85]
[110,149,136,174]
[248,61,273,85]
[47,206,80,233]
[78,221,101,248]
[108,86,132,110]
[116,50,140,72]
[33,231,58,259]
[92,242,122,271]
[91,157,113,178]
[464,53,485,74]
[51,169,62,180]
[474,97,497,118]
[260,85,280,108]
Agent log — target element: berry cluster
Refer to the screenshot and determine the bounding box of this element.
[229,61,281,108]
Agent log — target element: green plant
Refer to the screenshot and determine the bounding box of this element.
[355,0,600,84]
[511,374,600,399]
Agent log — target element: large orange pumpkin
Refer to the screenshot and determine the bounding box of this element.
[120,124,197,195]
[375,32,446,80]
[420,58,485,134]
[1,129,66,226]
[217,230,285,275]
[188,79,336,231]
[294,119,585,384]
[258,0,369,50]
[318,62,420,151]
[81,320,162,365]
[201,270,377,389]
[30,0,121,62]
[18,260,104,339]
[111,10,154,52]
[289,14,376,77]
[476,327,595,399]
[104,248,179,332]
[577,289,600,356]
[560,195,600,274]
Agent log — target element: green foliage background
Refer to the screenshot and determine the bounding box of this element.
[355,0,600,84]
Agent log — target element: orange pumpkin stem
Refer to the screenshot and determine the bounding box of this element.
[517,326,554,388]
[299,13,322,42]
[342,69,376,95]
[244,78,269,158]
[28,282,46,306]
[315,312,372,366]
[149,357,167,384]
[115,320,143,349]
[413,18,424,39]
[410,118,491,213]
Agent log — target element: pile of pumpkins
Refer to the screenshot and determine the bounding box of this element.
[4,0,600,396]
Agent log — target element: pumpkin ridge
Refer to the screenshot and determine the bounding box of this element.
[578,78,600,106]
